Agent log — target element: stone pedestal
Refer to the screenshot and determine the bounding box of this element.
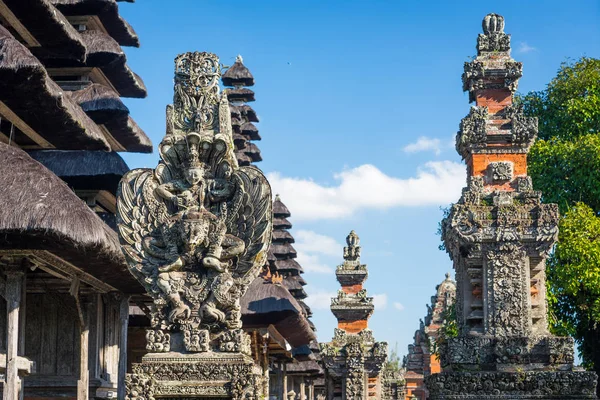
[126,352,262,399]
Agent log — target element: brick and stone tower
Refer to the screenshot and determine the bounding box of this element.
[425,14,598,399]
[222,55,262,166]
[321,231,387,400]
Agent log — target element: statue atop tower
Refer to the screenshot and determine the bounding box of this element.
[117,51,273,399]
[321,231,388,399]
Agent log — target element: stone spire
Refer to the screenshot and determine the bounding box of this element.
[222,55,262,166]
[320,231,387,400]
[331,230,374,333]
[425,14,598,399]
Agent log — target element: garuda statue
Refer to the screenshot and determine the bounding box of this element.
[116,52,272,354]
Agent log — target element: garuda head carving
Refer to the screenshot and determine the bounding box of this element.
[116,52,272,353]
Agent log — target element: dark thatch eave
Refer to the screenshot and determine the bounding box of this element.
[298,300,312,317]
[286,360,322,374]
[0,32,110,150]
[104,116,152,153]
[273,258,303,273]
[101,62,147,98]
[231,105,258,123]
[71,82,129,116]
[2,0,87,62]
[50,0,140,47]
[222,59,254,87]
[282,275,306,292]
[70,84,151,152]
[241,122,260,140]
[241,277,315,347]
[0,144,142,293]
[233,134,247,149]
[79,29,125,66]
[271,243,297,258]
[273,197,291,218]
[225,88,255,103]
[272,230,294,243]
[289,288,308,300]
[244,143,262,163]
[273,217,292,230]
[236,152,252,167]
[28,150,128,194]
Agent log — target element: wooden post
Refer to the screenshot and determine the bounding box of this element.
[4,268,24,400]
[327,376,334,400]
[282,362,288,399]
[300,379,306,400]
[70,278,89,400]
[308,379,314,400]
[117,295,129,400]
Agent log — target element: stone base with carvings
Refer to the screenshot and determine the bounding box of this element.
[426,370,598,399]
[441,336,576,372]
[125,352,263,400]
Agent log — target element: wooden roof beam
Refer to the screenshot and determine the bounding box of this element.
[0,0,40,47]
[0,101,54,148]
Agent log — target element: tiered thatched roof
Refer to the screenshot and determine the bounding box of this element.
[0,0,150,151]
[0,144,142,293]
[222,55,262,166]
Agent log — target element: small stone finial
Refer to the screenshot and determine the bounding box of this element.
[343,230,361,262]
[236,54,244,63]
[445,272,451,280]
[275,193,281,202]
[482,13,505,34]
[346,230,360,247]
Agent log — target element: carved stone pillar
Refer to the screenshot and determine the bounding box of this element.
[425,13,598,400]
[283,362,288,398]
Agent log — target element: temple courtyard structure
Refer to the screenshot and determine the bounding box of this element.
[0,3,597,400]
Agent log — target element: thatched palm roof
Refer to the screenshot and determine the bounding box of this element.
[0,144,142,293]
[273,258,304,273]
[273,217,292,230]
[274,196,291,218]
[222,57,254,87]
[241,122,260,140]
[50,0,140,47]
[244,142,262,162]
[79,29,125,66]
[272,230,294,243]
[0,29,110,150]
[3,0,87,61]
[28,150,129,194]
[241,277,316,347]
[226,88,255,103]
[71,83,152,152]
[231,105,259,123]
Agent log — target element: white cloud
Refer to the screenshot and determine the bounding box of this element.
[293,230,341,274]
[517,42,537,54]
[268,161,465,221]
[296,251,333,274]
[393,302,405,311]
[372,293,388,310]
[304,289,335,310]
[403,136,442,155]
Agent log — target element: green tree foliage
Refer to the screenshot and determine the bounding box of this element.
[520,57,600,373]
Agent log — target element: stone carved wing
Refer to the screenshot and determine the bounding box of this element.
[117,168,169,293]
[227,165,272,284]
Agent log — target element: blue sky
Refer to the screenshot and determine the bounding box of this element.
[118,1,600,359]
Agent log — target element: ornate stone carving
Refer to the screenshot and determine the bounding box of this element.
[427,371,598,399]
[488,161,513,182]
[145,329,171,352]
[456,106,488,158]
[505,103,538,145]
[117,51,272,352]
[119,51,271,400]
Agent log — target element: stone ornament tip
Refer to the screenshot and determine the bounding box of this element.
[482,13,505,34]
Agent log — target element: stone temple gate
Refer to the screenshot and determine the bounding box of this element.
[425,13,598,400]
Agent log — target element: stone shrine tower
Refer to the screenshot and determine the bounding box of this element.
[321,231,388,399]
[425,14,598,399]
